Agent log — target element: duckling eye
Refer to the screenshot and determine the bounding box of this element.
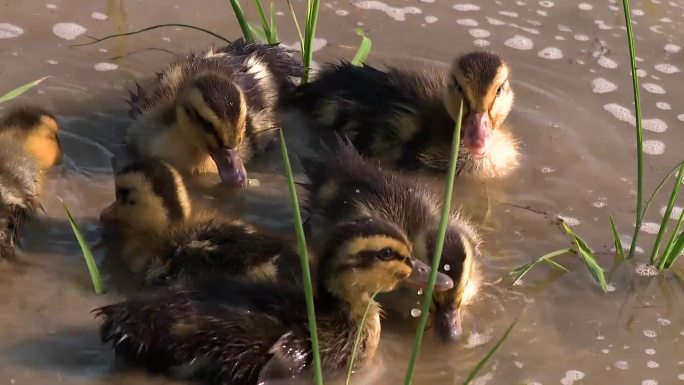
[496,82,506,96]
[376,247,395,261]
[451,76,462,94]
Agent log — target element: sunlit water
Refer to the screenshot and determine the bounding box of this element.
[1,0,684,384]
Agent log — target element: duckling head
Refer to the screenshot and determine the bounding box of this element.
[99,159,191,238]
[176,72,249,187]
[318,217,454,313]
[444,51,514,159]
[0,105,62,170]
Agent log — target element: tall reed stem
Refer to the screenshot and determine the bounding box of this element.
[229,0,254,42]
[301,0,321,83]
[403,100,463,385]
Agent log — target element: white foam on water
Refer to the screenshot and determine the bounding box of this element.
[643,83,666,94]
[468,28,490,37]
[420,0,434,2]
[558,215,580,226]
[473,39,490,47]
[655,102,671,110]
[598,55,618,69]
[560,370,585,385]
[592,77,617,93]
[0,23,24,39]
[579,3,593,10]
[46,59,58,65]
[425,16,438,23]
[609,5,619,10]
[632,9,644,16]
[606,283,616,292]
[541,166,555,173]
[527,19,542,26]
[352,1,421,21]
[539,0,554,7]
[94,62,118,71]
[558,24,572,32]
[555,36,565,40]
[509,23,540,34]
[643,119,667,133]
[679,114,684,122]
[640,222,661,233]
[499,10,519,17]
[660,17,672,22]
[650,25,663,34]
[654,63,680,73]
[660,206,683,220]
[647,361,660,368]
[453,3,480,11]
[487,17,505,25]
[52,22,87,40]
[46,3,57,9]
[637,69,647,77]
[615,361,629,369]
[538,47,563,59]
[537,9,548,16]
[91,12,108,20]
[664,43,681,53]
[465,332,490,348]
[282,38,327,52]
[516,0,526,5]
[457,18,478,26]
[335,9,350,16]
[643,140,665,155]
[636,265,659,276]
[575,34,589,41]
[645,348,656,355]
[504,34,533,50]
[657,318,671,326]
[604,103,636,125]
[641,380,657,385]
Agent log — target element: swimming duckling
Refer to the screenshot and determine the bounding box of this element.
[126,39,304,187]
[99,158,300,284]
[291,51,519,179]
[301,139,481,343]
[95,216,453,384]
[0,106,62,259]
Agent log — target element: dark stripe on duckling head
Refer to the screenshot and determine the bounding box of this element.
[0,105,57,133]
[457,51,505,99]
[117,159,188,222]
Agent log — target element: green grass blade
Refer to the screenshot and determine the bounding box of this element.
[351,28,372,66]
[621,0,644,259]
[61,201,105,294]
[462,316,520,385]
[503,248,572,287]
[663,232,684,269]
[248,23,268,42]
[270,2,279,43]
[659,207,684,270]
[609,214,625,260]
[640,160,684,224]
[403,100,463,385]
[277,130,322,385]
[542,258,570,273]
[0,77,49,104]
[229,0,255,42]
[301,0,321,83]
[286,0,305,54]
[252,0,274,43]
[561,222,607,291]
[345,289,380,385]
[649,162,684,266]
[69,24,231,47]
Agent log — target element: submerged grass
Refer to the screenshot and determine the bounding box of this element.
[0,77,49,104]
[462,316,519,385]
[61,201,105,295]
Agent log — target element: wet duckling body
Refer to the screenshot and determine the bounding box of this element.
[0,106,61,258]
[126,39,304,187]
[291,51,519,179]
[99,158,299,284]
[95,216,452,384]
[301,140,481,342]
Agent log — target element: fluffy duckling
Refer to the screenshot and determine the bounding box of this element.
[99,158,300,284]
[0,106,61,258]
[95,216,453,384]
[126,39,304,187]
[291,51,519,179]
[301,139,481,343]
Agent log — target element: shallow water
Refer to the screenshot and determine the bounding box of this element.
[1,0,684,384]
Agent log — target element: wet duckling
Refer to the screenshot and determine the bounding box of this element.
[95,216,453,384]
[126,39,304,187]
[301,139,481,343]
[291,51,519,179]
[0,106,62,259]
[99,158,300,284]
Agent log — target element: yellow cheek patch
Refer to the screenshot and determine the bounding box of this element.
[113,173,170,233]
[24,135,61,170]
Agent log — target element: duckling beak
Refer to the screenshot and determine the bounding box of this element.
[462,112,491,158]
[404,258,454,291]
[211,147,247,187]
[433,306,462,343]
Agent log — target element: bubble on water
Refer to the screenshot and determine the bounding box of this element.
[555,36,565,41]
[598,56,618,69]
[541,166,555,173]
[558,215,580,226]
[679,374,684,380]
[537,9,548,16]
[609,5,619,10]
[632,9,644,16]
[575,34,589,41]
[417,288,423,295]
[453,3,480,11]
[642,381,657,385]
[46,3,57,9]
[596,335,606,340]
[606,283,616,292]
[660,206,683,220]
[425,16,439,23]
[643,329,658,338]
[637,69,647,77]
[591,78,617,93]
[538,47,563,59]
[645,348,656,355]
[487,17,505,25]
[679,114,684,122]
[642,119,667,133]
[91,12,108,20]
[539,1,554,7]
[46,59,58,65]
[52,22,87,40]
[504,35,533,50]
[665,43,681,53]
[604,103,636,125]
[335,9,350,16]
[642,83,666,94]
[457,18,478,26]
[654,63,680,74]
[615,361,629,369]
[468,28,490,37]
[0,23,24,39]
[592,201,607,208]
[643,140,664,155]
[656,102,671,110]
[640,222,661,234]
[500,11,519,17]
[410,308,421,317]
[473,39,490,47]
[636,265,659,277]
[558,24,572,32]
[93,62,117,71]
[560,370,585,385]
[352,1,421,21]
[647,361,659,368]
[443,264,451,271]
[465,332,490,348]
[578,3,593,10]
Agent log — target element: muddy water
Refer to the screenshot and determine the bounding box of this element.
[1,0,684,384]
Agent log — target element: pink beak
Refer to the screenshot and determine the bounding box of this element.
[211,147,247,188]
[462,112,492,158]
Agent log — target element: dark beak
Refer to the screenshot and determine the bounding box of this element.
[211,147,247,187]
[433,307,462,343]
[404,258,454,291]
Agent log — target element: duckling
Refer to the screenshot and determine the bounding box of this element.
[301,139,481,343]
[126,39,304,187]
[0,106,62,259]
[94,216,453,385]
[290,51,519,179]
[99,158,300,284]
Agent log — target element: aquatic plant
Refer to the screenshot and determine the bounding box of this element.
[61,200,105,294]
[0,77,49,104]
[462,316,519,385]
